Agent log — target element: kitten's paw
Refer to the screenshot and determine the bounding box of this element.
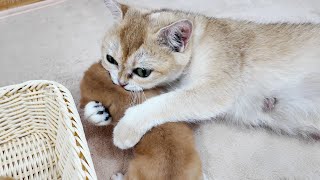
[111,173,124,180]
[262,97,277,112]
[84,101,111,126]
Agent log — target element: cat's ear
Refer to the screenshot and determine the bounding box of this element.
[158,19,193,52]
[104,0,128,21]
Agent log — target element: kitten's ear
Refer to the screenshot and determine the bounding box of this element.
[104,0,128,21]
[158,19,193,52]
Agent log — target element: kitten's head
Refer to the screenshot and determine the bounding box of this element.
[101,0,193,91]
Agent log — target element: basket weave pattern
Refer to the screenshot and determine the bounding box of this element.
[0,81,96,180]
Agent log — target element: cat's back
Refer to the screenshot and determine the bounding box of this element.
[204,18,320,61]
[248,22,320,59]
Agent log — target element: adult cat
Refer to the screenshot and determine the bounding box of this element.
[101,0,320,149]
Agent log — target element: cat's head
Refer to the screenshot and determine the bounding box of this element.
[101,0,193,91]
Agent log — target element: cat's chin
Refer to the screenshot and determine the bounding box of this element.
[123,85,144,92]
[124,89,143,93]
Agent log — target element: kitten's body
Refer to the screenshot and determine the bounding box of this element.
[80,63,203,180]
[102,1,320,149]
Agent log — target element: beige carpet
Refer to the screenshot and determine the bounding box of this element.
[1,0,320,179]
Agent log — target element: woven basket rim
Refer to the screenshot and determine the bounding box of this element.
[0,80,97,180]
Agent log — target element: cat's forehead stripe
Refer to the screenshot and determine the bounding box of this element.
[119,12,147,62]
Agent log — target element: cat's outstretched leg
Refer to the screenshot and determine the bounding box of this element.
[113,83,235,149]
[84,101,112,126]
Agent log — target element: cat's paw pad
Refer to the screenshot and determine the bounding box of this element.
[262,97,277,112]
[84,101,111,126]
[111,173,124,180]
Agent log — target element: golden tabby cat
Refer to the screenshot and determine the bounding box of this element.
[100,0,320,149]
[80,63,203,180]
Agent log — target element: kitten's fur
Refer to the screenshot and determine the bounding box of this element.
[80,63,203,180]
[103,0,320,149]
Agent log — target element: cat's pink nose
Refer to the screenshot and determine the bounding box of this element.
[119,82,128,87]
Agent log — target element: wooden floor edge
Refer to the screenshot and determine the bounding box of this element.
[0,0,65,19]
[0,0,44,11]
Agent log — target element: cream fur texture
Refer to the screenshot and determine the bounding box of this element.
[102,0,320,149]
[1,0,320,179]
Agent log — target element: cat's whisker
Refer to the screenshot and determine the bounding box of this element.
[128,91,132,106]
[141,90,147,102]
[131,91,134,104]
[133,87,142,104]
[129,91,136,107]
[137,92,142,104]
[165,82,175,91]
[133,91,138,105]
[133,84,145,104]
[137,87,145,104]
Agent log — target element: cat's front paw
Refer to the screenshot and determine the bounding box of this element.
[113,107,145,149]
[113,122,142,149]
[84,101,112,126]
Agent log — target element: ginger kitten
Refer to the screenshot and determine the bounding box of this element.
[80,63,203,180]
[101,0,320,149]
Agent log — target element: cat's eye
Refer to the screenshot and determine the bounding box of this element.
[106,54,118,66]
[133,68,152,78]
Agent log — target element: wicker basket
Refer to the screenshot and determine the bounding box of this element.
[0,81,97,180]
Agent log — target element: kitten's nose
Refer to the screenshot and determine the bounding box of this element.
[119,82,128,87]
